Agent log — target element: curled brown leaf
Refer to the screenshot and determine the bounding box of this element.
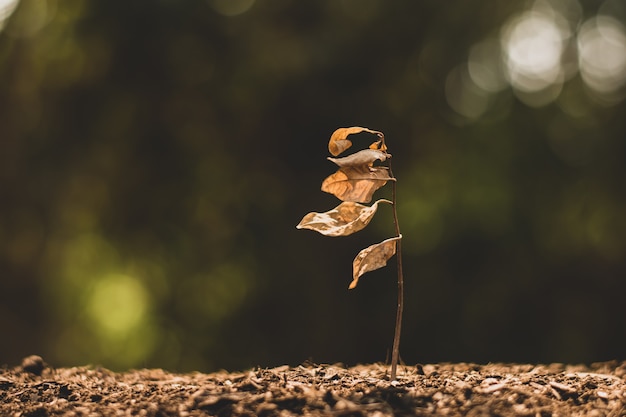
[296,199,392,237]
[369,140,388,152]
[349,235,402,289]
[321,166,393,203]
[328,127,384,156]
[327,149,391,168]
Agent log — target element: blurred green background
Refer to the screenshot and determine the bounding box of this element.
[1,0,625,372]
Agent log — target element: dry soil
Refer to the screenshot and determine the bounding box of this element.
[1,356,625,416]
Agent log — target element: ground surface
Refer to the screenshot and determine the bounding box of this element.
[1,356,625,416]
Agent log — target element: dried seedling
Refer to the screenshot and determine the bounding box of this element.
[297,127,405,380]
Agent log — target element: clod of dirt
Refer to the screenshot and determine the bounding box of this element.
[1,357,625,416]
[20,355,47,376]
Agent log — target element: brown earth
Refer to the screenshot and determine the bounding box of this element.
[1,356,625,416]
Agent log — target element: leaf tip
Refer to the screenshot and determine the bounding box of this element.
[348,279,358,290]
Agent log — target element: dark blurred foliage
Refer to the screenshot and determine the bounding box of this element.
[1,0,625,372]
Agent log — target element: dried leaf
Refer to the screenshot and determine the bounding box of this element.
[369,140,387,152]
[327,149,391,168]
[350,235,402,289]
[296,199,392,237]
[328,127,384,156]
[321,165,393,203]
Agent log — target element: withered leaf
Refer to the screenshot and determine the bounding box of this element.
[349,235,402,289]
[328,127,384,157]
[327,149,391,168]
[369,140,388,152]
[296,199,392,237]
[321,166,393,203]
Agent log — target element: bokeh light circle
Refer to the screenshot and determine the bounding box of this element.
[578,15,626,100]
[501,10,569,93]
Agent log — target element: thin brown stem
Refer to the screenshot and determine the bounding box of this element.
[388,161,404,381]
